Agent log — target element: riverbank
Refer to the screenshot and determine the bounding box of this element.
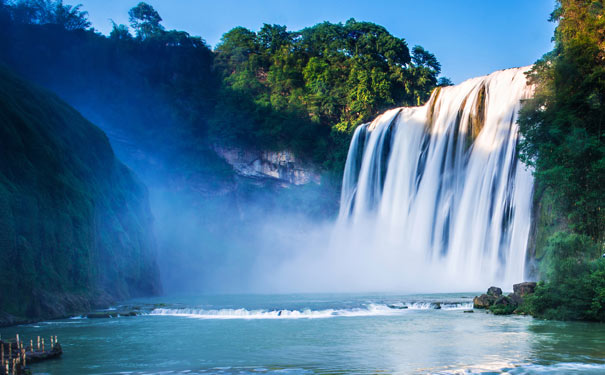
[473,282,537,315]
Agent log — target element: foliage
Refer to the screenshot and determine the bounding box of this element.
[0,66,160,317]
[518,0,605,240]
[8,0,90,30]
[516,0,605,322]
[522,232,605,321]
[1,1,443,181]
[212,19,441,170]
[128,1,164,39]
[489,303,517,315]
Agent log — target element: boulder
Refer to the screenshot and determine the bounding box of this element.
[473,294,496,309]
[513,282,537,297]
[87,312,119,319]
[487,286,503,297]
[493,296,513,306]
[508,292,523,306]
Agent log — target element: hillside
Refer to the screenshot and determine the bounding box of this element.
[0,66,160,323]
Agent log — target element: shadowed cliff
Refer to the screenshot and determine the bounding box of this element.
[0,66,161,323]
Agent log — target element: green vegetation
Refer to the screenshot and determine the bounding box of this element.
[521,233,605,321]
[489,303,517,316]
[0,0,444,182]
[518,0,605,321]
[0,64,160,319]
[0,0,444,311]
[212,20,442,171]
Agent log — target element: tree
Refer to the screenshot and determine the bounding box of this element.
[257,24,291,53]
[437,77,453,86]
[411,45,441,74]
[518,0,605,240]
[53,0,89,30]
[9,0,90,30]
[109,20,132,41]
[128,2,164,39]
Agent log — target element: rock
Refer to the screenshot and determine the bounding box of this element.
[86,311,119,319]
[213,146,321,186]
[473,294,496,309]
[463,310,474,313]
[118,311,138,317]
[508,292,523,306]
[493,296,513,306]
[513,282,537,297]
[433,303,442,310]
[487,286,503,297]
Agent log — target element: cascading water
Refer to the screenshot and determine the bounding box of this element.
[336,67,534,291]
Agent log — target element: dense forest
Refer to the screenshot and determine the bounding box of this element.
[0,0,444,180]
[0,65,160,322]
[519,0,605,321]
[0,0,444,296]
[1,0,603,323]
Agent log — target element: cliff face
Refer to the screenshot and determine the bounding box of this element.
[0,66,161,323]
[213,145,321,186]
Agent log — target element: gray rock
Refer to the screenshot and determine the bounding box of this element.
[494,296,513,306]
[513,282,537,297]
[487,286,503,297]
[508,292,523,305]
[473,294,496,309]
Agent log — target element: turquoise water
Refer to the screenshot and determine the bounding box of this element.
[2,293,605,374]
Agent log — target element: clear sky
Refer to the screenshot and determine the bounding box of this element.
[69,0,556,84]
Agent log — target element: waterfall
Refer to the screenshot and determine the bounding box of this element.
[336,67,534,291]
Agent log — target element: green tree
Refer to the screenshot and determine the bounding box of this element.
[109,20,132,41]
[518,0,605,240]
[10,0,90,30]
[517,0,605,322]
[128,2,164,39]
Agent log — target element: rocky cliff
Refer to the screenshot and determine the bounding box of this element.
[0,66,161,324]
[213,145,321,186]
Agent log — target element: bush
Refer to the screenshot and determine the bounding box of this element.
[523,231,605,321]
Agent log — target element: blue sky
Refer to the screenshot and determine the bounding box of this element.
[70,0,556,84]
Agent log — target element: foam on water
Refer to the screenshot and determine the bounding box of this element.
[149,302,473,320]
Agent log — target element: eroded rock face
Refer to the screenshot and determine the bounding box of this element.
[213,145,321,186]
[473,294,496,309]
[513,282,537,297]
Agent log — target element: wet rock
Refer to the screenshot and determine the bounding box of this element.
[86,312,119,319]
[508,292,523,306]
[118,311,138,317]
[513,282,537,297]
[473,294,496,309]
[463,310,474,313]
[487,286,503,297]
[433,303,442,310]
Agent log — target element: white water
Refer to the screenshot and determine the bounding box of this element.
[336,67,534,291]
[149,303,473,319]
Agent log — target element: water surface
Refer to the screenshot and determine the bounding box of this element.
[2,293,604,374]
